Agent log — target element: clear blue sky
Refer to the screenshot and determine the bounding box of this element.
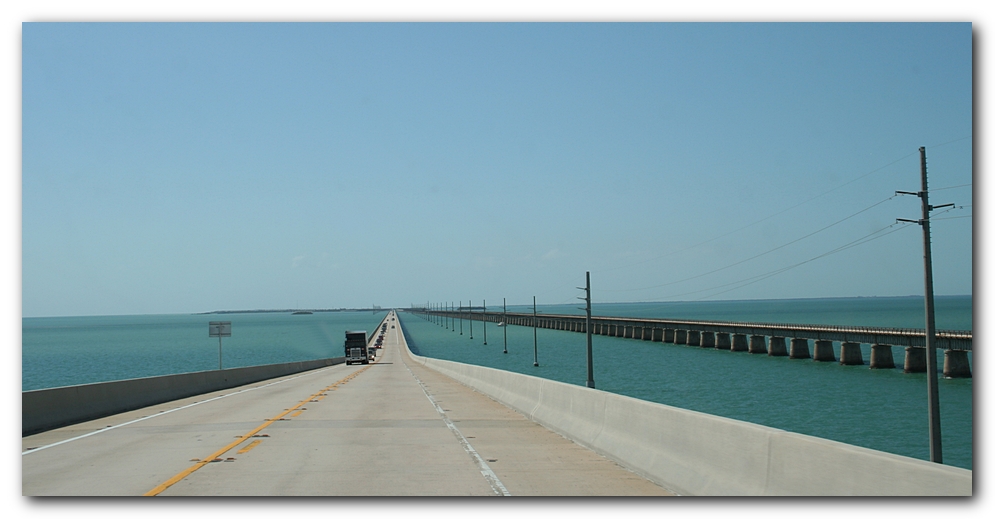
[20,21,973,317]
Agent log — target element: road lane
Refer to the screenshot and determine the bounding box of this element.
[23,310,673,496]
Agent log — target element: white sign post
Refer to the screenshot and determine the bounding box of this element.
[209,321,232,370]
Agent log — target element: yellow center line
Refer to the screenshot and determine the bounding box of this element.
[144,365,370,496]
[236,440,263,455]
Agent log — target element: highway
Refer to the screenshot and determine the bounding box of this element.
[22,310,672,496]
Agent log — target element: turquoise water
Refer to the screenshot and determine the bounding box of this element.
[21,311,388,392]
[21,297,972,469]
[399,295,973,470]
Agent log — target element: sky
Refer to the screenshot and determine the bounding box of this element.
[15,13,977,318]
[4,3,991,518]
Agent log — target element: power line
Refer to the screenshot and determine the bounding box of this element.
[593,152,919,277]
[932,183,972,192]
[628,222,911,303]
[690,223,915,301]
[600,194,898,294]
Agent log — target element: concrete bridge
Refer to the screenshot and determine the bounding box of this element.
[416,310,973,378]
[22,310,971,496]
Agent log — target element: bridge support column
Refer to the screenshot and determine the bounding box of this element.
[675,329,687,345]
[663,329,675,343]
[715,333,731,350]
[768,337,787,356]
[644,328,655,340]
[943,350,972,378]
[904,347,926,373]
[789,338,810,359]
[813,340,836,362]
[870,344,895,369]
[631,326,641,339]
[621,325,631,338]
[686,330,701,346]
[652,328,663,341]
[700,331,715,348]
[730,334,748,352]
[840,342,864,365]
[748,335,767,354]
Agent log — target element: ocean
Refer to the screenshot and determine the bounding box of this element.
[400,295,973,470]
[21,296,972,469]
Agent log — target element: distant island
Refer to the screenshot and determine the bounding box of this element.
[197,308,386,315]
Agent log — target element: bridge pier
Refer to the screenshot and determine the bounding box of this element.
[651,328,663,342]
[870,344,895,369]
[730,334,748,352]
[904,347,926,373]
[768,337,787,356]
[687,330,701,346]
[748,335,767,354]
[943,350,972,378]
[789,338,810,359]
[715,333,731,350]
[700,331,716,348]
[675,329,688,345]
[813,340,836,362]
[623,326,633,339]
[840,342,864,365]
[663,329,675,343]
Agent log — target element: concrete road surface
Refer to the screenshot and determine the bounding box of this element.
[22,310,673,496]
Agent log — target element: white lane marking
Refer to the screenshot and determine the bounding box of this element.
[395,314,510,496]
[405,364,511,496]
[22,364,338,456]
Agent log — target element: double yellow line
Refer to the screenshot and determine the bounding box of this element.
[144,365,370,496]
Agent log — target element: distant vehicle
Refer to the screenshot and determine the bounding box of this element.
[344,331,369,365]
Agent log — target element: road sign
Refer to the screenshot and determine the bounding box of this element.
[209,321,232,338]
[209,321,231,370]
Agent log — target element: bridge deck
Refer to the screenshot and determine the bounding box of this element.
[22,310,672,496]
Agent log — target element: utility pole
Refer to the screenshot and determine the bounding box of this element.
[459,301,463,335]
[533,296,539,367]
[483,299,487,345]
[897,146,953,464]
[503,297,508,354]
[469,299,473,339]
[578,271,594,388]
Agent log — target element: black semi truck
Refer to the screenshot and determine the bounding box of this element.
[344,330,369,365]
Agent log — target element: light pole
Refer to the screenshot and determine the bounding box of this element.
[483,299,487,345]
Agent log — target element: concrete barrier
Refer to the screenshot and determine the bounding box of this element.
[23,357,345,436]
[403,340,971,496]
